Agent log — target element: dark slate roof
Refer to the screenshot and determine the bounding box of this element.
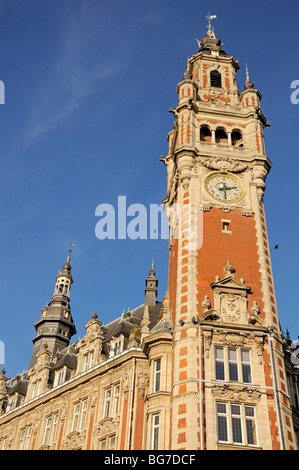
[103,302,163,339]
[7,379,28,396]
[52,352,77,370]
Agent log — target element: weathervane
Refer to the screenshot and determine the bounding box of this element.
[206,12,217,33]
[245,62,250,82]
[67,242,76,261]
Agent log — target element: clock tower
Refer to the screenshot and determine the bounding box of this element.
[163,18,296,450]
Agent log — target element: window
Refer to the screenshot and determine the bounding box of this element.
[72,403,80,432]
[222,220,231,233]
[231,130,243,147]
[19,425,32,450]
[1,438,7,450]
[228,348,238,381]
[55,369,65,386]
[216,403,228,442]
[245,406,257,445]
[99,439,107,450]
[79,399,88,430]
[83,351,94,371]
[215,347,225,381]
[154,359,161,392]
[241,350,252,384]
[103,384,120,418]
[210,70,222,88]
[215,347,252,384]
[215,128,228,144]
[217,403,258,446]
[151,414,159,450]
[43,413,58,446]
[200,126,212,143]
[7,397,16,411]
[113,384,120,416]
[99,435,116,450]
[109,435,116,449]
[103,388,111,419]
[71,399,88,432]
[32,380,41,398]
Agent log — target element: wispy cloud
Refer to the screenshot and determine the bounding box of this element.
[23,2,115,144]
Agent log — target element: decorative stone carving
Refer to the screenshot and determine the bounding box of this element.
[62,430,86,450]
[221,294,241,323]
[59,400,69,429]
[210,263,252,326]
[122,373,130,401]
[94,417,118,440]
[254,336,264,364]
[136,371,149,398]
[215,331,247,347]
[167,169,179,205]
[203,156,248,173]
[223,261,236,277]
[211,384,262,403]
[89,389,98,416]
[203,330,212,358]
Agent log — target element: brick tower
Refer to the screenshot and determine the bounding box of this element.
[163,17,296,450]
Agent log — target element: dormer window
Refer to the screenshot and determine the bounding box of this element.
[114,341,121,356]
[32,380,41,398]
[109,337,123,358]
[54,369,65,387]
[210,70,222,88]
[7,397,16,412]
[83,351,94,371]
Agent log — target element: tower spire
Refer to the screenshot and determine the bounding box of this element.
[29,248,77,369]
[145,262,158,306]
[244,62,255,89]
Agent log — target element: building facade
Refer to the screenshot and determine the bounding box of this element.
[0,23,298,451]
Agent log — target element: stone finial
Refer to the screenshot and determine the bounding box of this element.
[85,312,104,338]
[36,342,51,365]
[223,261,236,277]
[140,304,151,340]
[251,301,260,316]
[202,295,211,312]
[128,323,141,349]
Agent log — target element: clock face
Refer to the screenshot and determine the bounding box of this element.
[205,173,243,202]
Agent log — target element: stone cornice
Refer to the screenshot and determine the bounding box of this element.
[0,348,146,424]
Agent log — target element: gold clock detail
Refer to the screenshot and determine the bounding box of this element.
[205,173,243,202]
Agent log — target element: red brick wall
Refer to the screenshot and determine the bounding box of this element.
[196,207,265,317]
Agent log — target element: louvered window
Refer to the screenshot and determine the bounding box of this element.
[210,70,222,88]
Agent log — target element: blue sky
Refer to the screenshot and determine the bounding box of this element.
[0,0,298,377]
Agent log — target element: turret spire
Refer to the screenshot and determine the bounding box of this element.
[145,263,158,306]
[29,248,77,369]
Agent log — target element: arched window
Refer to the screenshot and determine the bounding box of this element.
[231,130,243,147]
[200,126,212,143]
[210,70,222,88]
[215,128,228,144]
